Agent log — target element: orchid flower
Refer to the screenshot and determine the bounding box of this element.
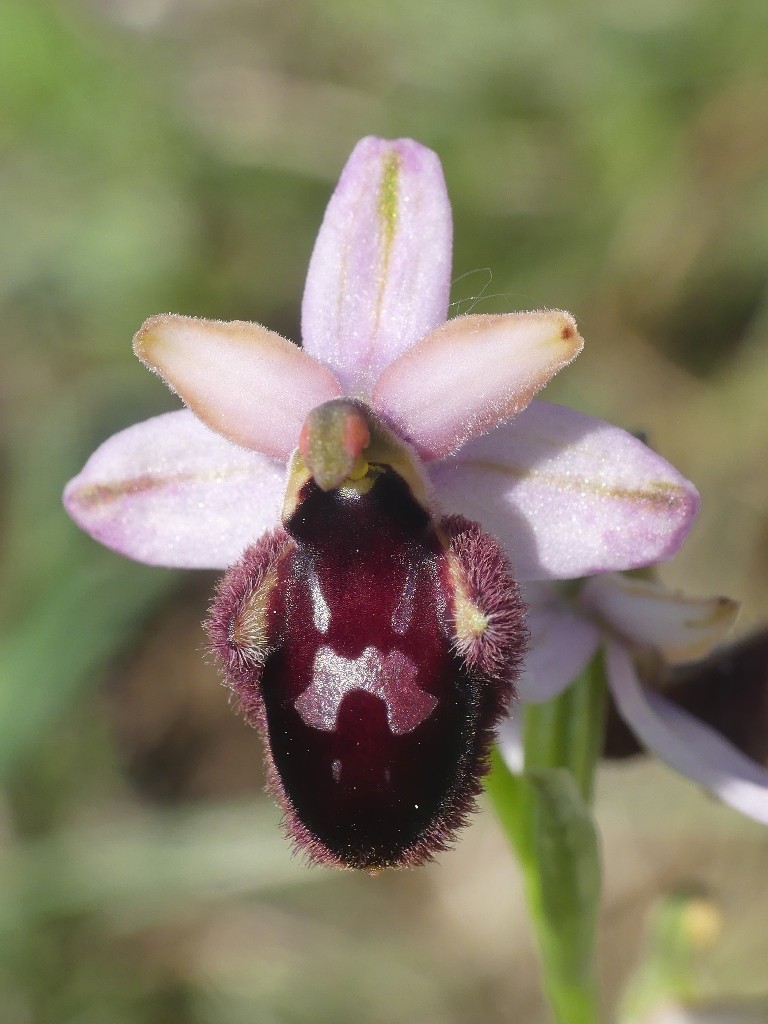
[64,137,699,870]
[500,572,768,824]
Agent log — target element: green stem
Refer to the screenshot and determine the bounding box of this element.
[523,655,606,802]
[486,654,608,1024]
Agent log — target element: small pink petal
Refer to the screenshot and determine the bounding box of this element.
[63,410,285,568]
[606,642,768,826]
[428,400,700,580]
[301,137,452,395]
[134,314,342,459]
[373,311,582,459]
[583,574,739,664]
[517,592,601,703]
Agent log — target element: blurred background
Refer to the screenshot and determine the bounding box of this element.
[1,0,768,1021]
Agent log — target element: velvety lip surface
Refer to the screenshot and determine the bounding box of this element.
[263,472,486,868]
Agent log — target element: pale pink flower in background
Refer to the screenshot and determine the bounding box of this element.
[501,572,768,825]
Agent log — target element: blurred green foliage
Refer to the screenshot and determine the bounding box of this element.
[1,0,767,1021]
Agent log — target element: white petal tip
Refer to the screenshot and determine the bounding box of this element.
[607,641,768,827]
[584,574,740,664]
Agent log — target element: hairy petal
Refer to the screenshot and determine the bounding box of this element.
[134,314,342,459]
[428,401,700,580]
[301,137,452,395]
[583,574,739,664]
[63,410,285,568]
[606,642,768,826]
[373,312,582,459]
[517,591,601,702]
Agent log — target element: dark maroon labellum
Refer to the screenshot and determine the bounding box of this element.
[207,467,526,871]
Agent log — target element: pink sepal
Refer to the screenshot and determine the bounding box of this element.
[301,137,452,396]
[429,401,700,580]
[63,410,285,568]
